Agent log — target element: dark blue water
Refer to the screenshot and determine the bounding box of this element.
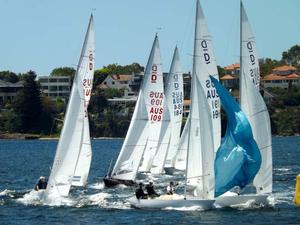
[0,137,300,224]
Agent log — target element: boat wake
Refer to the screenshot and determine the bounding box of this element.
[0,177,291,211]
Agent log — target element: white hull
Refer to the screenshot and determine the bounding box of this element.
[128,196,214,210]
[215,193,269,207]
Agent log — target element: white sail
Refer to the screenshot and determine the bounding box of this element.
[72,15,95,187]
[193,0,221,154]
[186,78,215,199]
[138,36,164,173]
[72,116,92,186]
[45,15,94,197]
[174,0,221,172]
[240,2,272,194]
[111,35,164,180]
[185,0,215,200]
[151,47,183,174]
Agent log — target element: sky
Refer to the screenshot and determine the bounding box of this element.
[1,0,300,76]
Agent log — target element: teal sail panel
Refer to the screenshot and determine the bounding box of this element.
[210,76,261,197]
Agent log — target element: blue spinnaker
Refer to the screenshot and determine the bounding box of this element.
[210,76,261,197]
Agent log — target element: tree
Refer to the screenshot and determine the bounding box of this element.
[259,58,283,77]
[0,71,19,83]
[93,69,109,87]
[39,96,56,135]
[13,71,42,133]
[50,67,76,78]
[281,45,300,69]
[217,66,225,76]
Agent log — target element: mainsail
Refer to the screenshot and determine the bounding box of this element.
[185,0,216,199]
[240,2,272,194]
[45,15,95,197]
[151,47,183,174]
[110,35,164,181]
[175,0,221,172]
[72,15,95,187]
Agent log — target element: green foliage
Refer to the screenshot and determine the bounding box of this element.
[13,71,43,133]
[217,66,225,76]
[93,69,108,86]
[39,96,56,135]
[101,63,144,75]
[281,45,300,69]
[259,58,283,77]
[0,71,20,83]
[103,88,125,98]
[50,67,76,79]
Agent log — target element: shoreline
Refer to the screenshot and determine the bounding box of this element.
[0,133,124,140]
[0,133,298,140]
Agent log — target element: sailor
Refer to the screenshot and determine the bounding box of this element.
[34,176,48,191]
[135,182,148,199]
[166,181,177,195]
[145,181,160,198]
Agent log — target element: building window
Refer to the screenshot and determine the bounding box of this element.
[112,81,115,85]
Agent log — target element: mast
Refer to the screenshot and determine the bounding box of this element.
[239,0,243,103]
[184,0,199,199]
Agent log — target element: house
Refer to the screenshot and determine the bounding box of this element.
[100,74,136,97]
[220,63,240,89]
[0,80,23,106]
[38,75,71,100]
[262,65,300,89]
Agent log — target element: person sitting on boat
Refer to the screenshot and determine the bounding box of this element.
[166,181,178,195]
[135,182,148,199]
[145,181,160,198]
[34,176,48,191]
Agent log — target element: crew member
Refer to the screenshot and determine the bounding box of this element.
[35,176,48,191]
[135,182,148,199]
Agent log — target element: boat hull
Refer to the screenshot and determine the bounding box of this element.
[215,193,269,207]
[103,177,136,187]
[164,167,176,175]
[128,196,215,210]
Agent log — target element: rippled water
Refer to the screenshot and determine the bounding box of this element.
[0,137,300,224]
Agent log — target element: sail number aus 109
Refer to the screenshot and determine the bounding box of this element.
[149,91,163,122]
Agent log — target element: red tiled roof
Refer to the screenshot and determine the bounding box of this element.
[98,83,109,89]
[224,63,240,71]
[262,73,299,81]
[220,74,236,80]
[272,65,296,72]
[111,74,132,81]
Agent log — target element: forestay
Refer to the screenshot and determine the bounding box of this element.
[240,2,272,194]
[45,15,94,197]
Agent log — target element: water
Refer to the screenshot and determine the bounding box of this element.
[0,137,300,224]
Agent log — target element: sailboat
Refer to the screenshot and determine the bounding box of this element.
[42,15,95,201]
[103,34,164,187]
[215,1,272,206]
[150,46,183,175]
[129,0,217,210]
